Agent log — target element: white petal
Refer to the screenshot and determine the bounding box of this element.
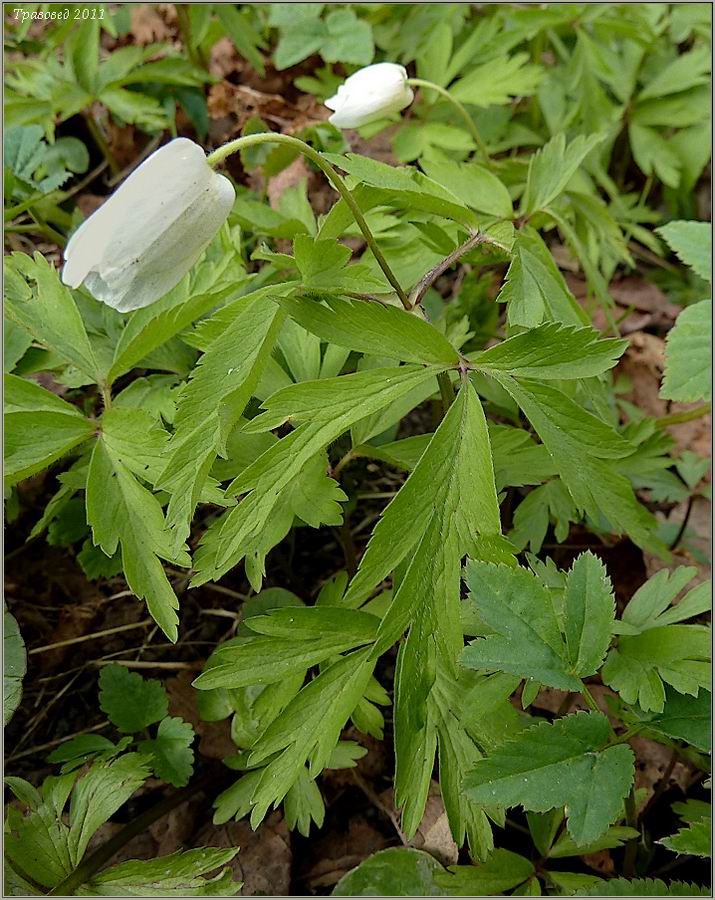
[323,63,413,129]
[89,171,235,312]
[62,139,236,312]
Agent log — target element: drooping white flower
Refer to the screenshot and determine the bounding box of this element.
[325,63,414,129]
[62,138,235,313]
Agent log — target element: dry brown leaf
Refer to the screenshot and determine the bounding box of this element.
[130,5,172,45]
[303,816,390,889]
[195,812,291,897]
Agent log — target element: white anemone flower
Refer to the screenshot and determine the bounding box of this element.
[325,63,414,129]
[61,138,235,313]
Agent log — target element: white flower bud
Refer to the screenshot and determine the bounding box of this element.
[61,138,235,312]
[325,63,414,129]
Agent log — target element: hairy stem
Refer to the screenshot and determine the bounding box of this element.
[406,77,491,163]
[207,133,409,308]
[409,231,487,307]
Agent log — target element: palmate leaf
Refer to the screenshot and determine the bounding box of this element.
[471,322,626,380]
[604,568,711,712]
[364,383,501,853]
[276,293,461,366]
[462,553,614,689]
[601,625,710,713]
[192,364,446,585]
[78,848,241,897]
[138,716,195,788]
[243,649,375,826]
[492,374,668,556]
[4,373,96,486]
[293,235,388,294]
[86,438,190,642]
[450,52,543,107]
[98,664,168,734]
[464,712,635,845]
[344,379,500,608]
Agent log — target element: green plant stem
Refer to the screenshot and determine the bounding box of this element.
[409,231,487,306]
[656,402,711,427]
[47,769,222,896]
[101,383,112,411]
[83,111,120,176]
[207,133,409,309]
[623,787,640,878]
[437,370,455,417]
[406,77,491,163]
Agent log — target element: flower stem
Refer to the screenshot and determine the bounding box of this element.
[83,111,120,176]
[656,402,711,428]
[406,77,491,163]
[207,133,410,309]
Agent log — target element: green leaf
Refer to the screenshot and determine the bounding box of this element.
[419,158,513,218]
[656,221,711,283]
[80,848,241,897]
[601,625,710,713]
[245,649,375,826]
[293,235,387,294]
[471,323,626,380]
[549,825,640,859]
[4,609,26,725]
[138,716,195,788]
[194,608,379,690]
[98,663,168,733]
[574,877,711,896]
[495,226,589,328]
[461,560,581,690]
[464,712,635,844]
[643,688,711,752]
[436,849,535,895]
[629,123,682,188]
[107,284,242,385]
[345,378,500,608]
[284,766,325,836]
[277,293,460,366]
[4,374,95,486]
[562,552,615,678]
[615,567,709,634]
[451,53,543,107]
[492,374,666,556]
[659,815,711,858]
[521,132,607,215]
[321,8,374,66]
[332,848,450,897]
[158,294,286,554]
[639,45,712,101]
[661,299,712,403]
[99,87,169,131]
[193,364,446,585]
[67,754,151,868]
[4,253,102,383]
[87,438,188,641]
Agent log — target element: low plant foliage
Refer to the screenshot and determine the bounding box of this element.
[4,2,712,896]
